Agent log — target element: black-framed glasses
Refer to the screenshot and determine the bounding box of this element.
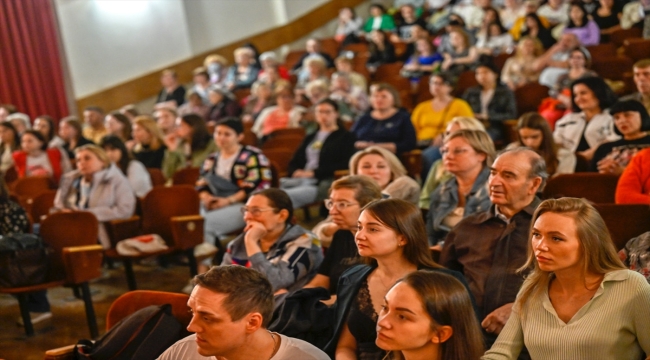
[240,207,277,216]
[324,199,359,211]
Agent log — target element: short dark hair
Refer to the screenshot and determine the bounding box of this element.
[216,117,244,135]
[22,130,48,151]
[99,135,132,175]
[252,188,294,225]
[316,98,339,112]
[609,100,650,135]
[570,76,617,113]
[193,265,274,327]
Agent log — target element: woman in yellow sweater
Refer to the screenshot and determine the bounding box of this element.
[411,72,474,178]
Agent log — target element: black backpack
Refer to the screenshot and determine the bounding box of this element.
[0,233,52,287]
[74,304,184,360]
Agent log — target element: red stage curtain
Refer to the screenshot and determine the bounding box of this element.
[0,0,69,121]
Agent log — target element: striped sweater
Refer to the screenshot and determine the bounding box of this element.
[483,270,650,359]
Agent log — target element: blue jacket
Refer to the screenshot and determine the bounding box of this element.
[427,166,492,245]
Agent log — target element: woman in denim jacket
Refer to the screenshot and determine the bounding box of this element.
[427,129,495,246]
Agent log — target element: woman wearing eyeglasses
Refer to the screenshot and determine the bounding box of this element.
[302,175,382,303]
[221,188,323,293]
[426,129,495,247]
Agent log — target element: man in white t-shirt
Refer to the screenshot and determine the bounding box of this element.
[158,265,329,360]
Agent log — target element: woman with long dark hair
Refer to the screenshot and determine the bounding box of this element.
[511,112,562,175]
[170,113,217,169]
[99,135,152,197]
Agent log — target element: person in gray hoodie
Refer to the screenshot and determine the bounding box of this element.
[221,188,323,293]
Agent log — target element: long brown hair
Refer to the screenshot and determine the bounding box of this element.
[516,198,625,310]
[516,112,559,175]
[386,271,484,360]
[361,199,441,269]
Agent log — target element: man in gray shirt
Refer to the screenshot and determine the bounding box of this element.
[158,265,329,360]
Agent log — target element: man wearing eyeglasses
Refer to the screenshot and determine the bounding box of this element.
[220,188,323,295]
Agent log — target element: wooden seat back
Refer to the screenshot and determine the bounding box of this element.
[141,185,200,247]
[106,290,192,330]
[594,204,650,251]
[543,173,619,203]
[172,167,200,186]
[147,168,166,187]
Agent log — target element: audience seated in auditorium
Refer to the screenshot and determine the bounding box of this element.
[363,3,396,33]
[500,36,543,90]
[414,73,474,173]
[282,99,356,209]
[621,59,650,114]
[103,112,132,143]
[53,145,136,249]
[553,76,619,166]
[290,38,335,75]
[203,54,229,86]
[324,198,473,359]
[158,266,329,360]
[131,115,184,178]
[463,57,517,141]
[592,0,623,36]
[302,176,382,298]
[220,188,323,293]
[82,106,107,144]
[351,146,421,204]
[296,55,330,94]
[352,83,417,154]
[191,67,211,105]
[366,30,397,74]
[535,32,582,88]
[563,1,600,47]
[391,4,428,45]
[500,0,525,30]
[420,116,486,210]
[334,55,367,91]
[591,100,650,175]
[329,72,369,117]
[225,47,260,91]
[483,198,650,359]
[536,0,569,28]
[616,147,650,205]
[155,69,186,108]
[0,122,20,173]
[168,114,218,169]
[542,47,596,127]
[241,81,275,123]
[520,12,556,50]
[509,0,549,41]
[476,19,515,55]
[441,147,546,351]
[426,0,453,34]
[58,116,94,160]
[198,118,271,266]
[99,135,152,198]
[13,130,71,185]
[427,129,494,246]
[206,86,242,126]
[258,52,291,81]
[401,38,443,86]
[377,271,485,360]
[177,89,210,119]
[153,107,177,137]
[252,85,306,140]
[509,112,565,175]
[334,7,364,45]
[6,112,31,136]
[440,28,478,78]
[33,115,65,149]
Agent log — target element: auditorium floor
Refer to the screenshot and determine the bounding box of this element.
[0,208,322,360]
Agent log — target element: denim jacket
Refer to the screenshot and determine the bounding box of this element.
[427,166,491,245]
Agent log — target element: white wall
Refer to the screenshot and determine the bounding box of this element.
[54,0,331,99]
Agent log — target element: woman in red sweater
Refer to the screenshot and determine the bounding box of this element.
[616,147,650,205]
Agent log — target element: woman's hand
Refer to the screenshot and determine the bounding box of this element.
[244,220,267,243]
[164,133,178,151]
[597,158,624,175]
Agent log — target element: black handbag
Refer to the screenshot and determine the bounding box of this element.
[0,234,52,288]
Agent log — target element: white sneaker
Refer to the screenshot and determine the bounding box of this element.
[17,311,52,326]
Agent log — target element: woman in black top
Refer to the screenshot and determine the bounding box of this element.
[302,175,382,299]
[521,13,556,50]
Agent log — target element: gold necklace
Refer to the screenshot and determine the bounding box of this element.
[268,331,279,360]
